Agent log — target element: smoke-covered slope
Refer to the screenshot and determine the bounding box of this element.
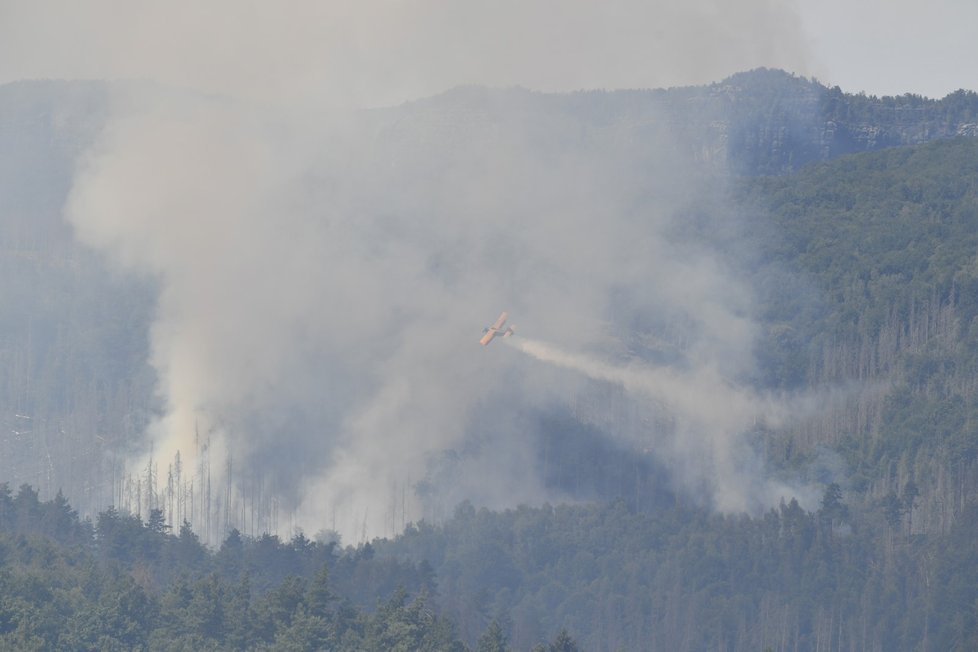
[0,70,976,522]
[375,136,978,652]
[1,71,977,540]
[3,72,978,650]
[0,81,157,510]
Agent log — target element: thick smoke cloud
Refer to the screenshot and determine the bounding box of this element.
[66,88,798,539]
[10,1,816,540]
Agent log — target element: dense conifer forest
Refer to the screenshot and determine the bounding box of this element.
[0,484,549,651]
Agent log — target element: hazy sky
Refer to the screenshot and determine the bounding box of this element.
[797,0,978,98]
[1,0,975,102]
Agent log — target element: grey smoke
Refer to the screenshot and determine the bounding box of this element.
[68,89,817,537]
[6,1,818,539]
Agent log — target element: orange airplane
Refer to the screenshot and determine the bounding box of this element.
[480,311,514,346]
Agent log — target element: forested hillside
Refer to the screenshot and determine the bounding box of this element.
[368,137,978,651]
[747,137,978,528]
[3,75,978,650]
[0,485,496,651]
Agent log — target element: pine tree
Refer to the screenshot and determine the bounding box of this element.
[477,619,511,652]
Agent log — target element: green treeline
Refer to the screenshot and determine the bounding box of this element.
[10,480,978,651]
[0,482,443,650]
[377,494,978,651]
[0,483,587,651]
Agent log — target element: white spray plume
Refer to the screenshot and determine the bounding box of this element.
[509,337,811,512]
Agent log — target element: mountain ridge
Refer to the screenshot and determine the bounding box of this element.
[387,67,978,175]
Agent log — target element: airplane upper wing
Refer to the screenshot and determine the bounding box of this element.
[490,312,508,330]
[479,330,496,346]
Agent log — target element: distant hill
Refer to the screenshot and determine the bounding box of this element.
[383,68,978,175]
[694,67,978,174]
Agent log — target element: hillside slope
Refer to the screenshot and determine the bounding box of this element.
[375,138,978,651]
[1,75,978,650]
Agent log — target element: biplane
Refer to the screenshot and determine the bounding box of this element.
[480,311,514,346]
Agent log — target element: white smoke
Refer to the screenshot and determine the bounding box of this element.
[508,336,811,512]
[7,1,819,540]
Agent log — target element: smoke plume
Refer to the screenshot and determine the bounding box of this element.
[510,337,809,512]
[3,1,817,540]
